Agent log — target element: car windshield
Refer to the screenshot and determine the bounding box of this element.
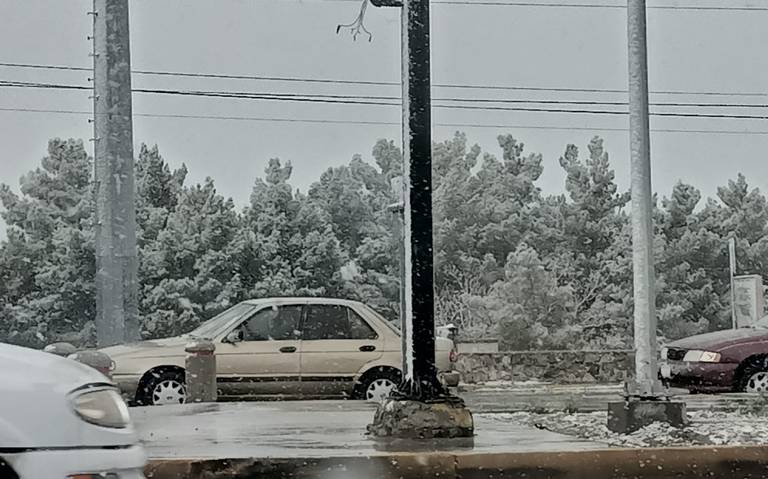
[188,303,257,339]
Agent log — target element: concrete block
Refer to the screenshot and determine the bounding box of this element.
[185,340,217,403]
[607,400,687,434]
[368,398,474,439]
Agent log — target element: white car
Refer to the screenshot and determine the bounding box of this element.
[0,343,146,478]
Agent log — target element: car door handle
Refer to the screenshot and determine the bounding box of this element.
[359,345,376,352]
[280,346,297,353]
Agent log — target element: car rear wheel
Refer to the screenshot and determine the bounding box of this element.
[357,368,401,403]
[140,370,187,406]
[739,358,768,393]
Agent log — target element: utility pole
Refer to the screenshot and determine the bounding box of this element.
[91,0,140,346]
[366,0,473,438]
[626,0,658,399]
[729,237,737,329]
[607,0,686,433]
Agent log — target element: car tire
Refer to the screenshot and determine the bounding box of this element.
[138,369,187,406]
[355,367,401,403]
[738,357,768,393]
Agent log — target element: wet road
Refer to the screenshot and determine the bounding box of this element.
[134,400,605,460]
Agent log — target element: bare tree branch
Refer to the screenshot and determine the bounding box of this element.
[336,0,373,42]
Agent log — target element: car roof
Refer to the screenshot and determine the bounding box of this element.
[241,297,364,307]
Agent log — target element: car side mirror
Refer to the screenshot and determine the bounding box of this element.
[224,330,243,344]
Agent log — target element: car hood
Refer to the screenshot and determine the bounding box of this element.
[0,343,108,389]
[100,336,189,359]
[667,328,768,351]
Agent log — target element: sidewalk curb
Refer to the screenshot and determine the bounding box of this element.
[146,445,768,478]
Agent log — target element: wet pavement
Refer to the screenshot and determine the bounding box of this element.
[134,384,758,460]
[134,400,606,459]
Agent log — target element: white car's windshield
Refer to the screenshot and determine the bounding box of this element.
[189,303,257,339]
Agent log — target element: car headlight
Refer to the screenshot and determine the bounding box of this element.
[71,387,130,428]
[682,350,721,363]
[660,347,668,360]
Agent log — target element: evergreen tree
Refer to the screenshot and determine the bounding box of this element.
[0,139,95,347]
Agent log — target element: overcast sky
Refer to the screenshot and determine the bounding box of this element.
[2,0,768,239]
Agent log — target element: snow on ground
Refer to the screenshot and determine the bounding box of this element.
[487,407,768,448]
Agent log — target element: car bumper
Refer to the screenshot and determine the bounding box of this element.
[113,374,141,403]
[440,371,461,387]
[4,444,146,478]
[659,360,738,391]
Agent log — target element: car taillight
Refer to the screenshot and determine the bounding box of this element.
[449,349,458,363]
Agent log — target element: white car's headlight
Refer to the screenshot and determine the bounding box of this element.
[71,387,130,428]
[682,350,721,363]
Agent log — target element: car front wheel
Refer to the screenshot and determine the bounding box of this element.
[739,358,768,393]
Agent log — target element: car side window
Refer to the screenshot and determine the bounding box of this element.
[303,305,377,340]
[236,305,302,341]
[347,308,378,340]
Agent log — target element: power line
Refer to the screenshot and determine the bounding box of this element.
[428,1,768,10]
[11,77,768,108]
[2,61,768,98]
[5,79,768,120]
[305,0,768,11]
[3,106,768,135]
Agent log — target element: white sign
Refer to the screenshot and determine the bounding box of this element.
[733,275,765,328]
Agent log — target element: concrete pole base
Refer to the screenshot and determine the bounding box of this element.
[607,400,687,434]
[367,398,474,439]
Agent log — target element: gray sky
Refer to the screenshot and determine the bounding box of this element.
[2,0,768,239]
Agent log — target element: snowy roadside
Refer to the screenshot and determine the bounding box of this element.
[484,408,768,448]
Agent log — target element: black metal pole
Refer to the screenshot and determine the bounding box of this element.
[371,0,442,401]
[398,0,444,401]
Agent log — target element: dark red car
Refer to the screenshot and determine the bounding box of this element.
[659,317,768,393]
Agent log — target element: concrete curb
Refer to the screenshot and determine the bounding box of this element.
[146,445,768,478]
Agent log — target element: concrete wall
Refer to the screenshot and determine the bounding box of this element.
[456,341,499,354]
[456,350,633,384]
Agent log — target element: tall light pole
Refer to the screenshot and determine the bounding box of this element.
[365,0,473,438]
[627,0,659,399]
[607,0,686,433]
[92,0,140,346]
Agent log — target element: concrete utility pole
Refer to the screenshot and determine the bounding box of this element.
[607,0,686,433]
[729,238,737,329]
[92,0,140,346]
[626,0,658,399]
[366,0,473,439]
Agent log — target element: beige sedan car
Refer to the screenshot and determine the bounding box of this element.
[101,298,460,405]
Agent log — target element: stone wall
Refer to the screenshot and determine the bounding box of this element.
[456,350,634,384]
